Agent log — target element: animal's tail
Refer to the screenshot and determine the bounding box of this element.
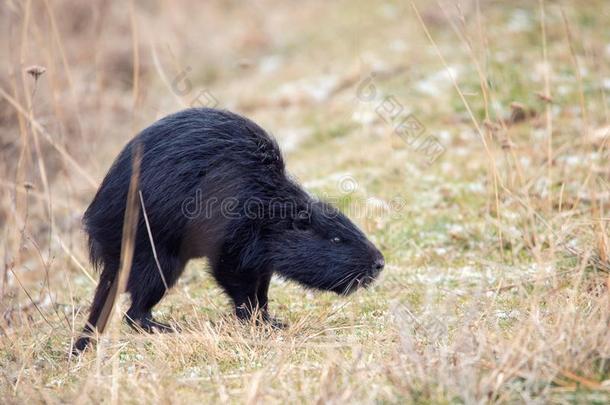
[84,218,106,271]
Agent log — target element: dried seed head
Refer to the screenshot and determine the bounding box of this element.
[501,139,516,150]
[483,119,501,133]
[535,91,553,103]
[509,102,528,123]
[26,65,46,80]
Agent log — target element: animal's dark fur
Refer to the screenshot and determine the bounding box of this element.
[74,108,384,352]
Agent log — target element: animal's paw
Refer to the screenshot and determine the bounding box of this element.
[264,316,288,330]
[260,311,288,329]
[235,306,288,329]
[72,336,91,354]
[126,315,177,333]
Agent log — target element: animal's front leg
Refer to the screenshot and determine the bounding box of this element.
[233,278,261,321]
[211,258,260,320]
[256,272,287,329]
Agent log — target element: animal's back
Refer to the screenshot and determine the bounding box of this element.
[83,108,286,268]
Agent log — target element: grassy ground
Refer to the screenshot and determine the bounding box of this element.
[1,0,609,403]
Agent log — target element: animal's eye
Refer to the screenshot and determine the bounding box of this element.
[330,236,341,244]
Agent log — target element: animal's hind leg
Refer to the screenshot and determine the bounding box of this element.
[73,262,118,352]
[256,272,271,314]
[125,254,183,333]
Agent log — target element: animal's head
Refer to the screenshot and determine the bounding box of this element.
[267,199,384,294]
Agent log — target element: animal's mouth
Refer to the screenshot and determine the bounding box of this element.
[335,272,378,295]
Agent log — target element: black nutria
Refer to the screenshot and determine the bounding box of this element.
[74,108,385,352]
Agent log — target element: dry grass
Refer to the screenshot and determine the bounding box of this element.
[1,0,609,403]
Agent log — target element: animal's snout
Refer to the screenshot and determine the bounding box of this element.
[372,258,385,273]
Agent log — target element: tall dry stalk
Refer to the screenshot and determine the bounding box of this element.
[95,144,142,338]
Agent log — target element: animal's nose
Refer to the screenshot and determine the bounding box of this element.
[373,258,385,272]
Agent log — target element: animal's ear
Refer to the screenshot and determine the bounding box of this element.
[292,210,311,231]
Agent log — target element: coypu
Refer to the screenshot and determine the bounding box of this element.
[74,108,384,352]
